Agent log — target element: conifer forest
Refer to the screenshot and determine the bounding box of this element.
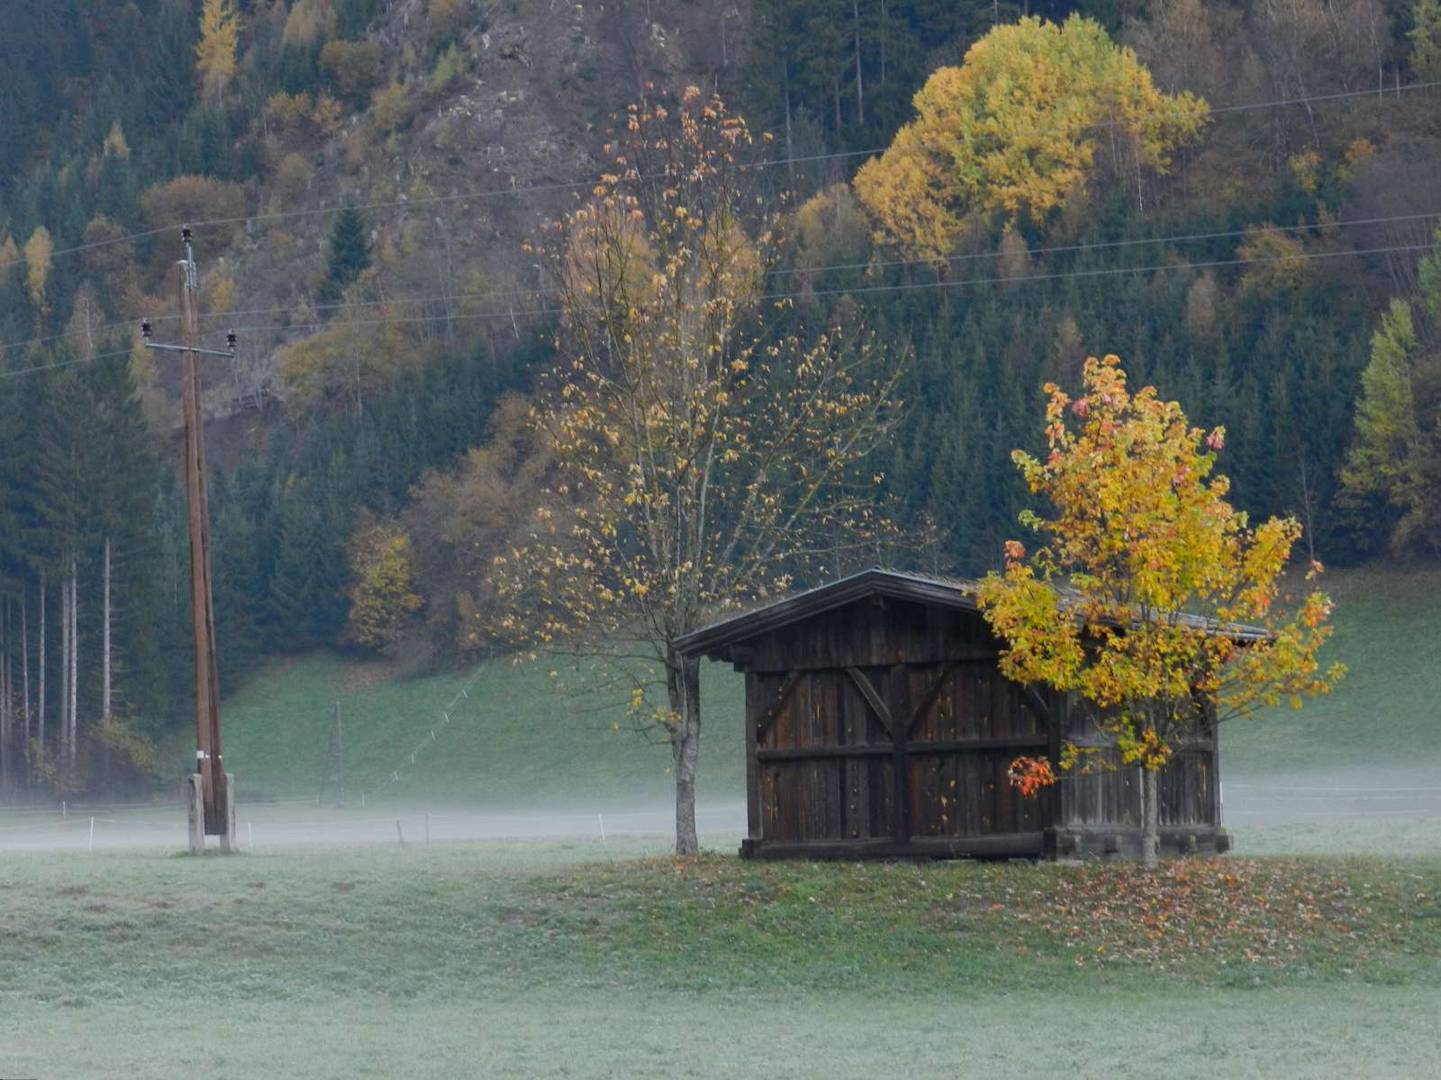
[1,0,1440,801]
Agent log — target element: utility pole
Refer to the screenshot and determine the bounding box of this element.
[142,226,237,853]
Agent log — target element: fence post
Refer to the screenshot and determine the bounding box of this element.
[88,816,95,853]
[424,813,431,847]
[598,813,607,843]
[219,773,237,854]
[395,819,404,845]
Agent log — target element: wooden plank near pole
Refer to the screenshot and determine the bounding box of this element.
[185,773,205,854]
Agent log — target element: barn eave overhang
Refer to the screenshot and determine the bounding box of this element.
[674,567,1273,662]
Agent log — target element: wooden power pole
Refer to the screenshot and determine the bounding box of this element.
[142,227,238,852]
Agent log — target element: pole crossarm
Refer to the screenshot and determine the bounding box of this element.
[144,341,235,359]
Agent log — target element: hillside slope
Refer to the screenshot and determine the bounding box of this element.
[221,651,746,807]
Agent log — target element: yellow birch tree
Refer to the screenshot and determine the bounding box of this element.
[491,89,907,855]
[196,0,240,101]
[978,356,1344,867]
[23,227,53,318]
[853,15,1208,267]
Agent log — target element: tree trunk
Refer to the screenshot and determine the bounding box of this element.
[37,574,45,770]
[1,602,10,790]
[69,565,78,771]
[59,572,69,770]
[852,0,865,126]
[783,59,794,182]
[668,652,701,856]
[1140,767,1160,869]
[21,595,30,756]
[879,0,887,86]
[102,536,113,790]
[102,537,112,725]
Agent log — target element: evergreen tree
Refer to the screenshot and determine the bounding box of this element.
[321,205,371,305]
[1339,234,1441,557]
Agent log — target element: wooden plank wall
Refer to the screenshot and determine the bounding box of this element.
[740,596,1221,854]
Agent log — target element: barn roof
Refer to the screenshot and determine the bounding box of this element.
[675,567,1272,658]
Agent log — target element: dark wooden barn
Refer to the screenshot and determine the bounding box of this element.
[677,569,1238,860]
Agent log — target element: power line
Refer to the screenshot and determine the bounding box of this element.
[769,207,1441,280]
[5,206,1438,359]
[1,233,1434,383]
[0,347,134,380]
[9,235,1436,368]
[770,239,1438,303]
[211,236,1438,340]
[1,77,1436,275]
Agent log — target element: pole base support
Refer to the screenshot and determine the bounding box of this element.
[185,774,205,854]
[185,772,238,854]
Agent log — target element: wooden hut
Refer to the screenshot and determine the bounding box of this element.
[677,568,1241,860]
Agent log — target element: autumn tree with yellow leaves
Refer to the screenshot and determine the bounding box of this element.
[978,356,1344,867]
[491,89,906,855]
[195,0,240,101]
[23,226,53,319]
[854,15,1209,268]
[345,521,425,652]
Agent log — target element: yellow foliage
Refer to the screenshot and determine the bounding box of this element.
[369,82,412,134]
[283,0,335,46]
[272,152,314,203]
[102,121,130,159]
[0,234,17,280]
[23,227,53,313]
[195,0,240,101]
[491,90,908,748]
[978,355,1344,781]
[346,522,424,651]
[277,319,416,411]
[793,183,871,274]
[853,15,1208,266]
[1289,151,1322,194]
[1237,227,1310,295]
[206,275,238,315]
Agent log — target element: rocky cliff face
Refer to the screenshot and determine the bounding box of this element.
[201,0,746,425]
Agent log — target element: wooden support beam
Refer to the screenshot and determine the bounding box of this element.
[757,734,1049,762]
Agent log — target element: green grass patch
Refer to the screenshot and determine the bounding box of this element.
[218,654,745,806]
[4,845,1438,1005]
[1222,564,1441,783]
[2,844,1439,1077]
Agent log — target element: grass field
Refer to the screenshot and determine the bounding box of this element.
[3,839,1439,1078]
[1221,564,1441,785]
[14,566,1441,1077]
[219,654,746,807]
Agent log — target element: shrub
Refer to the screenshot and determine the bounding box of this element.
[320,39,385,101]
[273,152,314,203]
[369,82,412,134]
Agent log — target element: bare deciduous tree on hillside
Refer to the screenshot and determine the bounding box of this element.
[491,89,907,854]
